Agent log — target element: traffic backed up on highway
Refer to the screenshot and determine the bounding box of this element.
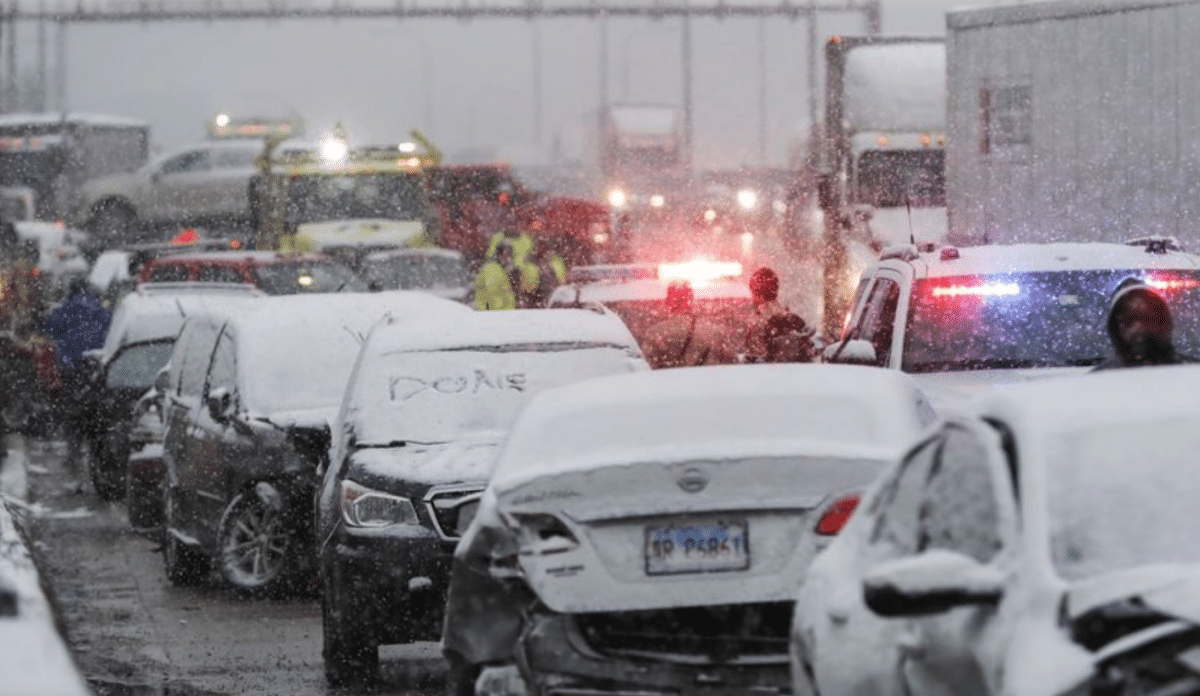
[791,364,1200,696]
[316,307,648,688]
[443,363,936,696]
[160,291,469,596]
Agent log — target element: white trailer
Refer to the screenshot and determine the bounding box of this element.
[946,0,1200,247]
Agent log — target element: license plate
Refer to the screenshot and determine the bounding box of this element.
[644,519,749,575]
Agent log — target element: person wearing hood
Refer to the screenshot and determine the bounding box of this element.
[642,281,736,368]
[1094,282,1185,370]
[43,278,111,468]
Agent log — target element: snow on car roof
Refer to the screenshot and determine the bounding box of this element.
[490,364,933,493]
[223,292,469,414]
[364,247,464,261]
[102,289,262,359]
[549,277,751,305]
[979,364,1200,437]
[150,250,329,264]
[915,243,1200,279]
[345,309,648,446]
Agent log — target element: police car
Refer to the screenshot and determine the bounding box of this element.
[548,260,752,352]
[823,237,1200,402]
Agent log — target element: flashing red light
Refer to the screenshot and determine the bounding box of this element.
[930,282,1019,298]
[815,493,860,536]
[1145,273,1200,292]
[658,259,743,286]
[229,239,243,250]
[171,228,199,246]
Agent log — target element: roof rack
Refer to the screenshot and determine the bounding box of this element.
[1125,235,1183,254]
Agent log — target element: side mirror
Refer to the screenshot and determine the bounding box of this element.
[823,339,878,366]
[863,549,1004,617]
[153,367,171,395]
[205,387,235,424]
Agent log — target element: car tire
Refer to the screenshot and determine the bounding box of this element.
[322,575,378,688]
[90,201,139,248]
[162,487,208,586]
[216,491,294,596]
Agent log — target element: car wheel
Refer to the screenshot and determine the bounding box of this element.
[322,576,378,688]
[90,201,139,248]
[162,487,208,586]
[216,492,294,595]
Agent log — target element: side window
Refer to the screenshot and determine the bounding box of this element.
[858,277,901,366]
[842,276,872,340]
[205,331,238,405]
[159,150,209,176]
[868,435,941,557]
[177,320,221,397]
[917,424,1005,563]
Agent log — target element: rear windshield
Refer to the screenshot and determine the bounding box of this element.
[601,298,752,352]
[903,270,1200,372]
[254,260,367,295]
[360,254,467,291]
[106,340,174,391]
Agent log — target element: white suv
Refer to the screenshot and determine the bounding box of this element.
[823,239,1200,397]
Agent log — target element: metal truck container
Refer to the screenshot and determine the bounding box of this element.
[946,0,1200,246]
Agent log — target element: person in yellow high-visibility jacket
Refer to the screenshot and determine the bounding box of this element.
[485,214,543,265]
[473,242,522,311]
[520,241,568,308]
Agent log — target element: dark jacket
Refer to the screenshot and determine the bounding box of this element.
[1093,283,1185,371]
[43,290,111,373]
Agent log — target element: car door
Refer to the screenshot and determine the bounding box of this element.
[847,272,903,367]
[191,324,242,544]
[163,317,222,537]
[894,420,1018,696]
[201,146,257,216]
[139,148,212,222]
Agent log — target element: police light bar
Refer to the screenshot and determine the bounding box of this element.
[930,282,1020,298]
[658,259,743,285]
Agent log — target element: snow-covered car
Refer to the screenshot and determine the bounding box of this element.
[316,308,648,688]
[161,291,469,595]
[790,364,1200,696]
[76,140,263,238]
[823,239,1200,408]
[87,284,261,511]
[442,363,937,696]
[357,247,470,302]
[548,261,751,352]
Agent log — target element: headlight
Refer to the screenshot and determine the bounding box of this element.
[339,480,419,528]
[737,188,759,211]
[607,188,627,209]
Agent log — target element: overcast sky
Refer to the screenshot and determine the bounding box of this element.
[12,0,994,168]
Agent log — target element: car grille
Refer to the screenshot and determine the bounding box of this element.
[575,602,792,664]
[424,486,485,541]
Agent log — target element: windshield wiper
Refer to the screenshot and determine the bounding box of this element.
[354,440,407,449]
[908,358,1047,373]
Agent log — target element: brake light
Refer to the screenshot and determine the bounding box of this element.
[511,513,580,555]
[815,494,860,536]
[1145,272,1200,292]
[658,259,743,286]
[930,282,1019,298]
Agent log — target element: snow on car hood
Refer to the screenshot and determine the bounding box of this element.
[913,367,1087,413]
[1068,564,1200,625]
[351,435,502,488]
[296,218,425,250]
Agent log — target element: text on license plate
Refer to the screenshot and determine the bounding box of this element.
[644,519,749,575]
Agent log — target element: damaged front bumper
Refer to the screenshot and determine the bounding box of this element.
[516,607,792,696]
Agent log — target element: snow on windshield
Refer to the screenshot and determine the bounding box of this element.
[1046,418,1200,580]
[347,345,644,445]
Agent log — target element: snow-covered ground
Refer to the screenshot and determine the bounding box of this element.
[0,435,92,696]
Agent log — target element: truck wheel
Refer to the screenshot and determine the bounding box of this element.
[162,488,208,586]
[216,492,293,596]
[322,578,378,688]
[90,201,137,247]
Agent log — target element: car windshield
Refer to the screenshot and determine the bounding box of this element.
[360,254,467,291]
[1046,419,1200,580]
[903,270,1200,372]
[105,340,174,391]
[285,174,428,224]
[254,260,367,294]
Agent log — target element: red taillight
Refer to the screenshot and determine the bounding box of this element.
[815,494,861,536]
[1145,272,1200,292]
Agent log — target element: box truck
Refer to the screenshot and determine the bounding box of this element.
[946,0,1200,246]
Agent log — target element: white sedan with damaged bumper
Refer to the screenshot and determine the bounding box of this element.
[442,363,936,696]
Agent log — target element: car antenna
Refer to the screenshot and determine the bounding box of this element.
[906,190,916,246]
